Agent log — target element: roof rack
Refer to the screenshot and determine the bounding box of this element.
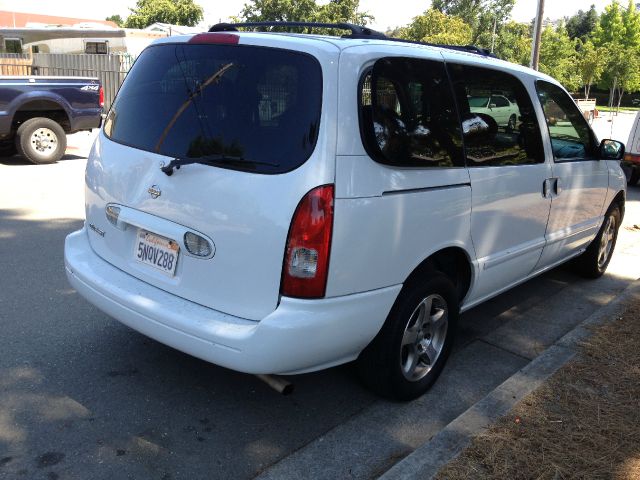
[208,22,496,58]
[209,22,386,39]
[385,37,497,58]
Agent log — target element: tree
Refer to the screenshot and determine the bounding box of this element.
[124,0,204,29]
[431,0,516,44]
[238,0,373,27]
[493,21,531,65]
[106,14,124,27]
[593,0,640,107]
[592,0,625,46]
[240,0,318,22]
[599,47,640,108]
[621,0,640,49]
[538,24,581,91]
[577,41,606,98]
[400,9,472,45]
[565,5,598,41]
[317,0,373,25]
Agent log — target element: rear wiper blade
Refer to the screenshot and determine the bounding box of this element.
[161,155,280,176]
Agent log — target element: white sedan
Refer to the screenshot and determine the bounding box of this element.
[469,94,519,131]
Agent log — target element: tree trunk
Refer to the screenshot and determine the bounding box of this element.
[585,82,591,99]
[609,77,618,108]
[617,87,625,112]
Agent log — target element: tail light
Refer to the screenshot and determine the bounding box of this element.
[99,86,104,108]
[281,185,334,299]
[624,152,640,164]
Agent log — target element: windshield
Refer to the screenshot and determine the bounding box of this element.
[104,43,323,174]
[467,96,489,108]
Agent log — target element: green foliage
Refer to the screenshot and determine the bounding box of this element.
[599,46,640,96]
[565,5,599,41]
[106,14,124,27]
[318,0,373,25]
[593,1,626,46]
[622,0,640,49]
[431,0,516,44]
[538,24,581,91]
[492,21,530,65]
[399,9,472,45]
[238,0,373,28]
[240,0,318,22]
[590,0,640,104]
[577,40,607,97]
[124,0,204,29]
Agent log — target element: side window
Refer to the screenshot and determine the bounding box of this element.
[448,64,545,167]
[85,42,108,54]
[359,57,464,168]
[4,38,22,54]
[492,95,510,108]
[536,81,596,161]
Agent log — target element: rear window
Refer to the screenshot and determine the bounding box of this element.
[103,43,322,174]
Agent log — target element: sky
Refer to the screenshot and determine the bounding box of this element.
[0,0,615,32]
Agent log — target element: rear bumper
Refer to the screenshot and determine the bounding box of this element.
[64,227,401,375]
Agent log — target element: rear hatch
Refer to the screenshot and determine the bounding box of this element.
[84,34,337,320]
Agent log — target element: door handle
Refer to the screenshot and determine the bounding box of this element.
[553,178,561,195]
[542,178,560,198]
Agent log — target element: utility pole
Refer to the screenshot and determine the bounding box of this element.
[530,0,545,70]
[490,16,497,53]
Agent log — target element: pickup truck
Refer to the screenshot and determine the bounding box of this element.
[0,76,103,164]
[623,111,640,185]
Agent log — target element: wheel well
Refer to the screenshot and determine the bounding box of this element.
[405,247,473,303]
[611,190,625,220]
[12,100,70,134]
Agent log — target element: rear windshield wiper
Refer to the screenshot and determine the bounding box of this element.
[161,155,280,176]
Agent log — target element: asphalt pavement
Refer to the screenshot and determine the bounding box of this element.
[0,128,639,480]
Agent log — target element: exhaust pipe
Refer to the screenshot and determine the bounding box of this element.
[255,374,294,395]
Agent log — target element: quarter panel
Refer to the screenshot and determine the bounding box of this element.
[327,184,473,297]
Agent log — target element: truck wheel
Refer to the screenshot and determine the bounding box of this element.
[621,163,639,186]
[0,140,16,157]
[572,205,621,279]
[357,272,459,400]
[15,117,67,165]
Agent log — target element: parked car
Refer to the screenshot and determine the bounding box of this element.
[622,111,640,185]
[0,76,103,163]
[64,23,626,400]
[469,93,519,130]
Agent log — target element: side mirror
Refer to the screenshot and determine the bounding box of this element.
[488,103,497,109]
[600,139,625,160]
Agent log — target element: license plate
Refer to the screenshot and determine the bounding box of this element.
[134,230,179,276]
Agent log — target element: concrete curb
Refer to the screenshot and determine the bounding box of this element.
[380,277,640,480]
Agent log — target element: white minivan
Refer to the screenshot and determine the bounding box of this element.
[64,23,627,400]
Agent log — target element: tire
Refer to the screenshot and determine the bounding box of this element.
[15,117,67,165]
[621,163,639,185]
[572,205,621,279]
[357,272,459,401]
[506,114,517,132]
[0,139,16,157]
